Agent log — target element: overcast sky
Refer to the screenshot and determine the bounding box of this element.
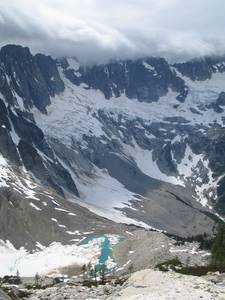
[0,0,224,64]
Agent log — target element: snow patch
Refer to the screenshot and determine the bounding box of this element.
[67,58,80,71]
[0,154,9,187]
[0,239,104,277]
[29,202,41,211]
[124,141,183,186]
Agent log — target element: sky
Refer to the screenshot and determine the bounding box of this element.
[0,0,224,64]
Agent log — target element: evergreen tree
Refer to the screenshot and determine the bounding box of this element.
[211,223,225,269]
[99,264,106,284]
[81,264,87,280]
[35,272,40,287]
[128,263,134,274]
[16,270,21,284]
[94,265,98,284]
[16,270,20,279]
[87,261,92,279]
[90,267,94,279]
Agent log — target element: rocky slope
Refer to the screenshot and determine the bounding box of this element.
[2,269,224,300]
[0,44,225,252]
[112,230,211,275]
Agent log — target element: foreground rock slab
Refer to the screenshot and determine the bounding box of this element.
[114,269,225,300]
[0,289,12,300]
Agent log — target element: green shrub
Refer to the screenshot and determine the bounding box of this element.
[155,258,182,272]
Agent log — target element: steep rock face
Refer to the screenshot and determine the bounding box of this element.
[35,54,64,96]
[0,126,20,165]
[63,57,188,102]
[174,56,225,81]
[0,98,11,129]
[18,139,78,196]
[0,45,79,199]
[216,92,225,106]
[0,45,49,112]
[0,45,64,113]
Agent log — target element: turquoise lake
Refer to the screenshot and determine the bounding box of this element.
[78,235,114,270]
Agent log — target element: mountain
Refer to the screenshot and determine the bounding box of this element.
[0,44,225,252]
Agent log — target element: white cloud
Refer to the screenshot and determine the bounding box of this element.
[0,0,225,64]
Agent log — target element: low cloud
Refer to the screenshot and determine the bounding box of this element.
[0,0,225,64]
